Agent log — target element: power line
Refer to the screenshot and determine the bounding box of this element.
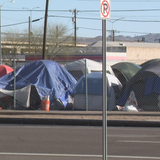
[79,9,160,12]
[1,9,70,12]
[2,8,160,12]
[49,15,160,22]
[1,17,44,28]
[120,19,160,22]
[2,13,160,29]
[1,21,28,27]
[78,27,158,35]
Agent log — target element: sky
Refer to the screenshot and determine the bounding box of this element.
[1,0,160,38]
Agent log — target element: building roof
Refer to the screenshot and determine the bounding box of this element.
[90,41,160,48]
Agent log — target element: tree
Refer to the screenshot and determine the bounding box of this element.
[2,23,73,66]
[46,23,73,60]
[26,23,73,60]
[2,29,26,67]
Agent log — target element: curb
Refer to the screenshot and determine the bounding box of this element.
[0,110,160,127]
[0,117,160,127]
[0,117,102,126]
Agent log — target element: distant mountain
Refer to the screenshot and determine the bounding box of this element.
[77,33,160,44]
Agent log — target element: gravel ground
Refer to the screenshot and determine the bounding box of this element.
[0,112,159,121]
[0,109,160,122]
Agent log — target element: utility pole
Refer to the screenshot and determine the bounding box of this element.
[42,0,49,60]
[28,16,30,54]
[109,17,124,42]
[74,9,77,46]
[56,25,58,46]
[70,9,77,46]
[112,29,114,41]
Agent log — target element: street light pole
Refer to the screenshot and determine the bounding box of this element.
[109,17,124,41]
[0,0,15,65]
[22,7,39,33]
[22,7,39,54]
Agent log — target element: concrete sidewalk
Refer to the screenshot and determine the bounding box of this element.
[0,110,160,127]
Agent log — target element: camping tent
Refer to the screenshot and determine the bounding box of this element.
[63,58,115,80]
[140,58,160,68]
[117,59,160,111]
[0,60,77,109]
[0,65,14,78]
[73,72,122,111]
[111,62,141,86]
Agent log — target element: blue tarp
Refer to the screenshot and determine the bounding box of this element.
[0,60,77,106]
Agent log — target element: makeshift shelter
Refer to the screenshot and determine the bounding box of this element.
[73,72,122,111]
[111,62,141,87]
[117,59,160,111]
[0,65,14,78]
[0,60,77,109]
[63,58,115,80]
[140,58,160,68]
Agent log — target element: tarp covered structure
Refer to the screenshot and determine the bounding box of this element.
[111,62,141,86]
[74,72,122,111]
[0,65,14,78]
[0,60,77,109]
[63,58,115,80]
[140,58,160,68]
[117,59,160,111]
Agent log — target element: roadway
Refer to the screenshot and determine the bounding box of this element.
[0,125,160,160]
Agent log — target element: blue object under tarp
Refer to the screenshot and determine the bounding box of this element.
[0,60,77,107]
[117,77,160,106]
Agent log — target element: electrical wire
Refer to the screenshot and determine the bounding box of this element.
[49,15,160,22]
[2,8,160,12]
[1,17,44,28]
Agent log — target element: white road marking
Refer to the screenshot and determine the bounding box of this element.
[108,134,157,138]
[118,140,160,143]
[0,152,102,158]
[0,153,160,159]
[109,155,160,159]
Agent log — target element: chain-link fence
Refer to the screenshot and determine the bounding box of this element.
[0,58,159,112]
[65,59,160,112]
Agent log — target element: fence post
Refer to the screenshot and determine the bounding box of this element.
[14,58,16,109]
[85,59,88,111]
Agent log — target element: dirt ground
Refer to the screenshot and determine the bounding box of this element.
[0,112,159,121]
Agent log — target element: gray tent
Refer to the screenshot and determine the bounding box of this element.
[63,58,115,80]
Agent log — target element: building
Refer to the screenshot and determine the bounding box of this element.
[2,39,160,65]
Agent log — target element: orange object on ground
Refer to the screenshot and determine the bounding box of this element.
[41,100,50,111]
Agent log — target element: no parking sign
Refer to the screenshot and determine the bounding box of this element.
[100,0,111,20]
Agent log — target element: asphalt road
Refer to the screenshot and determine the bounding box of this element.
[0,124,103,160]
[0,125,160,160]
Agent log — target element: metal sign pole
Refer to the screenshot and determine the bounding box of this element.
[102,19,107,160]
[100,0,110,159]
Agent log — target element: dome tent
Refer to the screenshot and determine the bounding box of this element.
[63,58,115,80]
[73,72,122,111]
[0,65,14,78]
[117,59,160,111]
[0,60,77,109]
[112,62,141,87]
